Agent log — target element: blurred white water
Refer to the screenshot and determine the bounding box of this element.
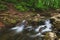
[41,19,52,33]
[35,25,45,32]
[10,20,26,33]
[10,19,52,37]
[30,19,52,37]
[15,25,25,33]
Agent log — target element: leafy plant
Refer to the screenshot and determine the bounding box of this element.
[14,4,29,12]
[0,4,7,11]
[43,0,60,9]
[35,0,44,9]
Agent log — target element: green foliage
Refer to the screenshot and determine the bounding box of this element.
[2,0,18,3]
[0,4,7,11]
[1,0,60,11]
[35,0,44,8]
[14,0,35,12]
[14,4,29,12]
[35,0,60,10]
[43,0,59,9]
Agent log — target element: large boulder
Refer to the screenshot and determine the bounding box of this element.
[51,14,60,30]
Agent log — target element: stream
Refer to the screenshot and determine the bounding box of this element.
[0,19,59,40]
[10,19,52,37]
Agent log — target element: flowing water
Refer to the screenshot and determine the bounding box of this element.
[10,20,26,33]
[10,19,52,37]
[0,19,54,40]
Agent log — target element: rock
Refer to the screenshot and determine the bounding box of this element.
[51,14,60,22]
[51,14,60,30]
[54,21,60,30]
[56,9,60,13]
[58,38,60,40]
[44,32,57,40]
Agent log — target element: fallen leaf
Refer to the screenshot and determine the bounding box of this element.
[0,22,5,27]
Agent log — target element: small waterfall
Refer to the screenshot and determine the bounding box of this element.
[30,19,52,37]
[41,19,52,33]
[10,20,26,33]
